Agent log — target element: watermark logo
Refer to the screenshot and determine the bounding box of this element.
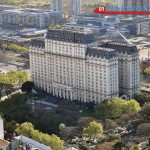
[93,6,150,15]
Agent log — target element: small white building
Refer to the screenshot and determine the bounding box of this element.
[11,135,52,150]
[0,116,10,150]
[0,116,4,140]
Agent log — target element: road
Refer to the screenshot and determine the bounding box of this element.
[0,90,21,101]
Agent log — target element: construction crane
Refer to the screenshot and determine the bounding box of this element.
[116,30,133,46]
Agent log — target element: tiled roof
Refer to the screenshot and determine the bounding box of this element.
[0,140,9,147]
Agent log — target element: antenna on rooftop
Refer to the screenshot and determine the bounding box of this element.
[116,30,133,46]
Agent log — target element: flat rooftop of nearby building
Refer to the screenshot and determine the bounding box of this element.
[121,16,150,24]
[3,8,62,14]
[0,139,9,147]
[31,38,45,48]
[0,35,31,42]
[46,28,95,44]
[90,46,115,52]
[100,40,136,47]
[14,135,52,150]
[0,63,18,73]
[48,28,94,34]
[63,23,104,29]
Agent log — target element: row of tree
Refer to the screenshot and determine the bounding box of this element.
[2,44,29,53]
[15,122,64,150]
[134,93,150,106]
[0,70,30,99]
[95,97,140,119]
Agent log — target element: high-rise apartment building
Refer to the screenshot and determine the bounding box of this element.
[117,0,149,7]
[30,29,140,103]
[51,0,64,13]
[0,9,62,28]
[68,0,82,16]
[117,0,149,17]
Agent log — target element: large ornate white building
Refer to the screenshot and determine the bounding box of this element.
[51,0,64,13]
[29,29,140,103]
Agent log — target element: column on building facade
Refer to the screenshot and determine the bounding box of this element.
[70,91,73,100]
[53,87,55,96]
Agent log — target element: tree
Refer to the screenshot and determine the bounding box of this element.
[105,119,118,130]
[9,32,13,36]
[144,67,150,76]
[95,97,125,119]
[6,70,18,86]
[0,73,11,99]
[139,103,150,121]
[8,44,29,53]
[55,24,62,29]
[59,123,65,130]
[2,44,7,50]
[49,23,56,29]
[95,97,140,120]
[80,143,89,150]
[130,145,140,150]
[6,70,30,88]
[134,93,150,106]
[21,81,34,93]
[60,127,79,140]
[123,100,140,114]
[47,134,64,150]
[83,121,103,139]
[137,123,150,136]
[16,71,30,87]
[15,122,64,150]
[15,122,34,138]
[116,112,143,126]
[78,117,101,129]
[5,120,19,133]
[112,141,129,150]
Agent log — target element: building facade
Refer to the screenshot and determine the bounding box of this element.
[0,9,62,29]
[123,17,150,35]
[117,0,149,17]
[71,15,119,30]
[100,41,140,98]
[11,135,52,150]
[30,29,140,102]
[68,0,82,17]
[51,0,64,13]
[117,0,149,7]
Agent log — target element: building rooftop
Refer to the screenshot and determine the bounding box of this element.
[0,140,9,147]
[121,16,150,25]
[0,35,30,42]
[87,47,116,59]
[3,8,62,15]
[99,41,138,55]
[13,135,52,150]
[46,29,95,44]
[31,38,45,48]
